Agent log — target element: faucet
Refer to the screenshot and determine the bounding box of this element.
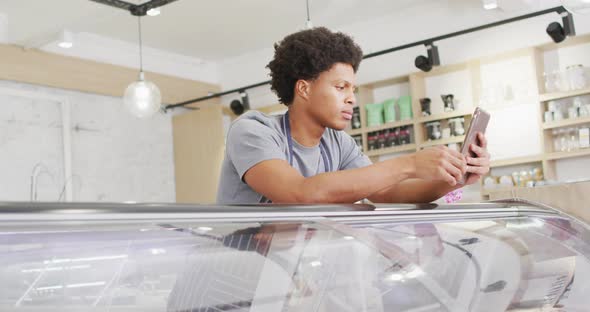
[29,163,53,201]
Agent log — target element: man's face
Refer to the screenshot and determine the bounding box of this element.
[305,62,357,130]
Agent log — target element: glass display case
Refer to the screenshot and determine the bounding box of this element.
[1,200,589,311]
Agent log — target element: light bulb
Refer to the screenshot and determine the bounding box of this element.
[123,75,161,118]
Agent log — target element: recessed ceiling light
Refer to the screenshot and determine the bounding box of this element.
[482,0,498,10]
[146,7,161,16]
[57,30,74,49]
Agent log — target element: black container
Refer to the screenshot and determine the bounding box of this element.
[420,98,431,116]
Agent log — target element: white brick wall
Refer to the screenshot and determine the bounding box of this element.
[0,80,175,202]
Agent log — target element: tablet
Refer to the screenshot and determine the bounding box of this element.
[459,107,490,184]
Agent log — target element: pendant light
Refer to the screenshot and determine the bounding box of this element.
[123,16,161,119]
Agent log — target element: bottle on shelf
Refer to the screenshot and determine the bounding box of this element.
[579,126,590,149]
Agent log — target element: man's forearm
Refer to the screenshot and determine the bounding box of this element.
[290,155,416,203]
[368,179,462,203]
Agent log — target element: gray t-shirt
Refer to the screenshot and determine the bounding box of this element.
[216,110,372,204]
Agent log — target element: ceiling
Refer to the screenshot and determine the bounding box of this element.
[0,0,562,62]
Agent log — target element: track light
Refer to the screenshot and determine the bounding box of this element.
[230,91,250,115]
[546,9,576,43]
[57,30,74,49]
[415,43,440,72]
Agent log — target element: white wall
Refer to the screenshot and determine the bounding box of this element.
[0,80,176,202]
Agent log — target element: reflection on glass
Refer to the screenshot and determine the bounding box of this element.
[1,215,590,311]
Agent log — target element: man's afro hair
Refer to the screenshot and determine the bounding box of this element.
[266,27,363,105]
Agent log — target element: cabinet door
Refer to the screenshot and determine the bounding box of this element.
[172,105,225,203]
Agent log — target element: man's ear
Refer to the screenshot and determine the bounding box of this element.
[295,79,311,101]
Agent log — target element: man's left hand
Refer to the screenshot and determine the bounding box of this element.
[464,132,490,185]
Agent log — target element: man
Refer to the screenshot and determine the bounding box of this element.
[216,27,490,204]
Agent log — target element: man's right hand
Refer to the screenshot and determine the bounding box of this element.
[411,146,467,186]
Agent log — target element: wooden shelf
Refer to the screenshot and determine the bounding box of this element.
[364,120,414,133]
[539,87,590,102]
[417,110,473,123]
[365,144,417,157]
[413,62,470,78]
[345,128,363,136]
[419,136,465,148]
[361,76,410,89]
[543,116,590,130]
[545,148,590,161]
[490,155,544,168]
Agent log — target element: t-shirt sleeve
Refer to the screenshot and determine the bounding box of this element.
[338,132,372,170]
[226,119,286,180]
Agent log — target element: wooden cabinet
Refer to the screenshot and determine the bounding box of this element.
[173,105,225,203]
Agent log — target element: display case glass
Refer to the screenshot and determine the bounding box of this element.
[1,201,589,311]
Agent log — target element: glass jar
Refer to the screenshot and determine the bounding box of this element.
[567,127,579,151]
[425,121,442,141]
[399,126,411,145]
[391,127,401,146]
[377,130,386,149]
[568,105,579,119]
[449,117,465,136]
[552,129,561,152]
[367,133,378,150]
[566,65,587,90]
[544,110,553,123]
[559,128,568,152]
[553,104,564,121]
[557,70,571,92]
[547,101,558,112]
[579,126,590,149]
[543,72,558,93]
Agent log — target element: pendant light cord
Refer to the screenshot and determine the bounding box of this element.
[304,0,313,29]
[306,0,311,24]
[137,16,144,76]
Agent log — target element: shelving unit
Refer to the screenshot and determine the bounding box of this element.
[417,110,473,123]
[538,87,590,102]
[337,34,590,199]
[346,128,364,136]
[490,155,544,168]
[533,37,590,182]
[364,120,414,133]
[419,136,465,148]
[545,149,590,161]
[345,60,479,159]
[365,144,417,157]
[542,116,590,130]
